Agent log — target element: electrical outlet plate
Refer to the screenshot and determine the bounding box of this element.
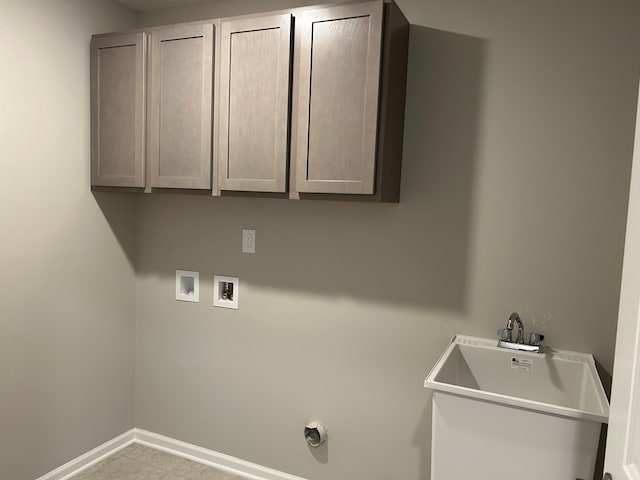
[213,275,239,309]
[242,229,255,253]
[176,270,199,302]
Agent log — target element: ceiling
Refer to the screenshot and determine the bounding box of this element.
[116,0,208,12]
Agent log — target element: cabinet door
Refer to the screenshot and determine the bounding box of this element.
[293,1,383,195]
[217,14,291,193]
[148,24,214,189]
[90,33,146,188]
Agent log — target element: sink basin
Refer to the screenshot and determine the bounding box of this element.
[425,334,609,422]
[424,335,609,480]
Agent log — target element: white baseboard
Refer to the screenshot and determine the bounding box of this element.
[37,428,307,480]
[35,429,135,480]
[134,429,307,480]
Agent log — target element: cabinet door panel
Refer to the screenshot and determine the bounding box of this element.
[217,14,291,193]
[90,33,146,187]
[294,1,383,194]
[148,24,213,189]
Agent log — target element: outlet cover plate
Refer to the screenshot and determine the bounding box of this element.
[242,229,255,253]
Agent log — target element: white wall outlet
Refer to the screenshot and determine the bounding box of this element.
[242,229,256,254]
[213,275,239,309]
[176,270,199,302]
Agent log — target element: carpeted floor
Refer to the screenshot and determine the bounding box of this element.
[70,443,245,480]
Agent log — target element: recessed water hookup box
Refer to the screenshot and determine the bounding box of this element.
[213,275,239,309]
[176,270,199,302]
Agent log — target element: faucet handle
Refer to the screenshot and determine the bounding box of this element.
[529,332,544,346]
[497,328,512,342]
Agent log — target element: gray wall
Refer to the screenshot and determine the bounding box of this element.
[134,1,640,479]
[9,0,638,479]
[0,2,137,479]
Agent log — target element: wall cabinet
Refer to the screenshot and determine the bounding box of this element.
[291,0,408,201]
[216,14,292,193]
[90,32,146,188]
[90,0,408,201]
[91,24,214,190]
[292,1,382,196]
[147,24,214,190]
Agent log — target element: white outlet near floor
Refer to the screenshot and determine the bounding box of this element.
[242,229,255,253]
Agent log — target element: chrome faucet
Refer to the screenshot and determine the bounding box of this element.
[501,312,524,344]
[497,312,544,353]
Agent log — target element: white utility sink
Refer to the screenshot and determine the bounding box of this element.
[425,334,609,422]
[424,335,609,480]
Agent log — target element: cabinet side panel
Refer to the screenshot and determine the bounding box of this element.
[375,1,409,202]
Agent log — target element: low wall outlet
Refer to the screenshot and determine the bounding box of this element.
[213,275,239,309]
[176,270,199,302]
